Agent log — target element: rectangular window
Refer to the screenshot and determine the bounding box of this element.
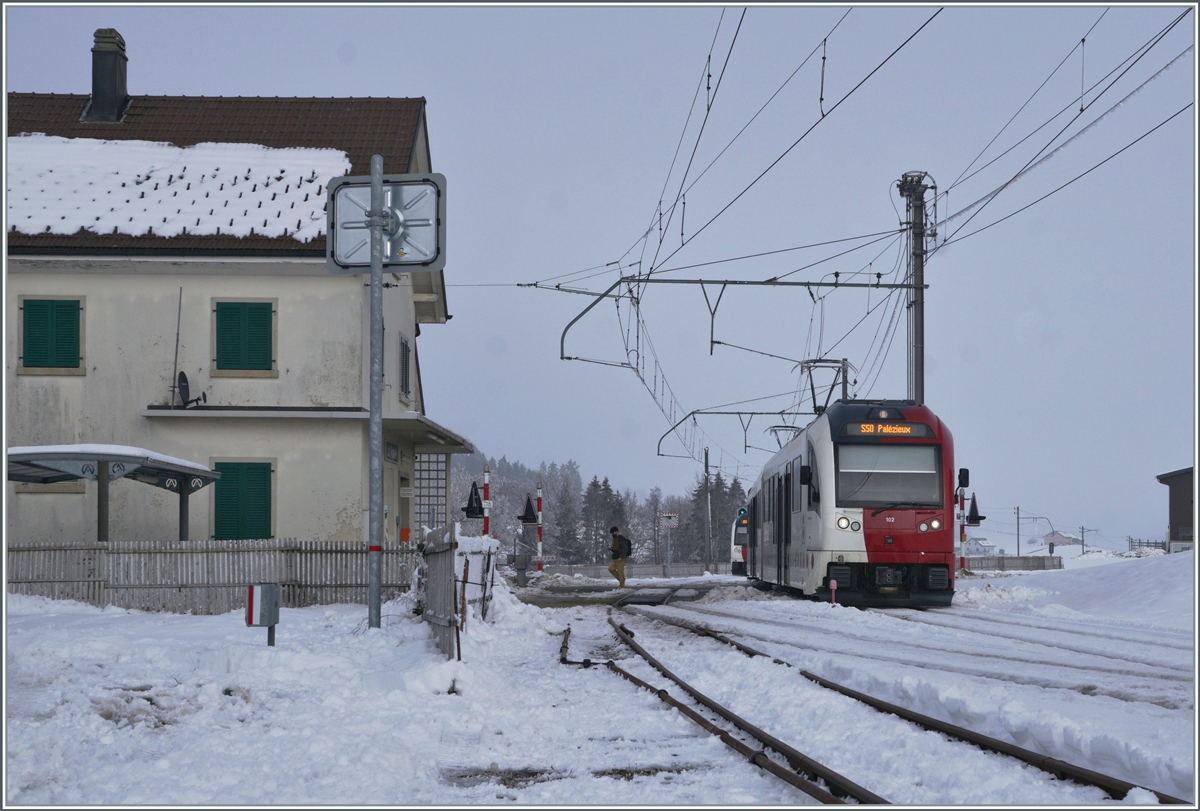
[215,302,273,370]
[807,444,821,512]
[399,336,411,398]
[213,462,272,539]
[835,444,942,508]
[22,299,80,368]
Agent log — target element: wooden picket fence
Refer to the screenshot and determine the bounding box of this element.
[6,539,419,615]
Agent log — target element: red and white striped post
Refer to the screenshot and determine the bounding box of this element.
[536,480,544,571]
[482,465,491,537]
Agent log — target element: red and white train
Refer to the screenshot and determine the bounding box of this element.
[743,399,964,607]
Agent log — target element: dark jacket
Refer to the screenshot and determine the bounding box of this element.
[610,533,631,560]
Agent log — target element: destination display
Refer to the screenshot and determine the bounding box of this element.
[840,421,933,437]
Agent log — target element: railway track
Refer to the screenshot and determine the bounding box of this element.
[559,607,1188,805]
[652,602,1191,709]
[878,606,1195,653]
[558,621,875,804]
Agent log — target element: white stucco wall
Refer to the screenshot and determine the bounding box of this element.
[6,256,427,545]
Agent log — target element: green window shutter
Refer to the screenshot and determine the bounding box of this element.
[213,463,243,540]
[22,300,52,367]
[215,303,243,369]
[243,464,272,538]
[22,299,80,368]
[245,303,273,370]
[213,462,272,540]
[52,300,80,367]
[216,302,272,370]
[400,337,411,396]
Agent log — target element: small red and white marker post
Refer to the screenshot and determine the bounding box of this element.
[830,579,838,605]
[536,480,543,572]
[246,582,280,646]
[482,465,491,537]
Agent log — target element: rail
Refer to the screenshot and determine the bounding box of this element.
[557,625,844,804]
[645,610,1188,805]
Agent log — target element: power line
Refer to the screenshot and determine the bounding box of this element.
[942,43,1192,234]
[647,8,944,275]
[941,7,1190,245]
[932,102,1192,252]
[938,9,1184,223]
[948,7,1109,192]
[653,8,855,242]
[648,8,748,276]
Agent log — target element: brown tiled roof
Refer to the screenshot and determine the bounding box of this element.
[6,93,426,255]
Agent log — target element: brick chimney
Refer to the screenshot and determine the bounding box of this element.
[83,28,128,122]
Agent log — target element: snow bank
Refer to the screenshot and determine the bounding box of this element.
[967,550,1194,629]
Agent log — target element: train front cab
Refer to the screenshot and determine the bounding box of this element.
[809,401,956,608]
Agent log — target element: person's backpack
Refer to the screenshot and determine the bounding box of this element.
[621,535,632,559]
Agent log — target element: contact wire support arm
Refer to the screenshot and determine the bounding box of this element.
[607,618,887,804]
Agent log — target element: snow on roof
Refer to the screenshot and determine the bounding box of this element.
[6,134,351,243]
[7,443,212,473]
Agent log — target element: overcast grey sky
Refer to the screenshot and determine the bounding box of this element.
[4,4,1196,550]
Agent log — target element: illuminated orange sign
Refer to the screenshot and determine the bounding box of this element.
[841,421,933,438]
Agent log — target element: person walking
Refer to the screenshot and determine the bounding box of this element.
[608,525,632,588]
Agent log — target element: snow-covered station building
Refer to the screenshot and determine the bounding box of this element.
[6,28,474,546]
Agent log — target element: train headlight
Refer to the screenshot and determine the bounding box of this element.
[918,522,930,532]
[837,516,851,530]
[930,517,942,530]
[851,521,861,532]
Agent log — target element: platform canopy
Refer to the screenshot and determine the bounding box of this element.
[7,444,219,541]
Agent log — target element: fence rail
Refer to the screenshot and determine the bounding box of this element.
[541,562,732,580]
[964,556,1062,571]
[1128,538,1168,552]
[7,539,419,614]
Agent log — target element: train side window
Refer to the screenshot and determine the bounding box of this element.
[791,456,804,509]
[807,444,821,512]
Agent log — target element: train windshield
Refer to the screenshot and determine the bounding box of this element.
[835,444,942,508]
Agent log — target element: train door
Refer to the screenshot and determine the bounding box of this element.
[747,494,759,578]
[774,476,785,583]
[783,463,793,585]
[805,442,821,592]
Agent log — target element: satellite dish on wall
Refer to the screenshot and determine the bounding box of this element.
[177,371,206,408]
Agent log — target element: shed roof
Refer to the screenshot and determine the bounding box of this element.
[6,93,427,255]
[7,443,218,492]
[1155,467,1193,484]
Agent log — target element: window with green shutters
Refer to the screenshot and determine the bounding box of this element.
[213,462,273,539]
[22,299,80,368]
[215,302,273,370]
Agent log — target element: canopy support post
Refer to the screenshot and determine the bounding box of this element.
[97,461,110,545]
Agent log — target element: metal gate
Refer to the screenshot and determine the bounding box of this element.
[420,524,458,659]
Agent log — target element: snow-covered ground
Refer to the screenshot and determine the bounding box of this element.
[5,548,1194,804]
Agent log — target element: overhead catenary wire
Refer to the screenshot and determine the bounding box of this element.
[932,101,1193,253]
[647,8,943,276]
[948,7,1110,193]
[940,7,1191,245]
[941,43,1192,234]
[643,8,746,278]
[659,7,855,231]
[940,7,1184,217]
